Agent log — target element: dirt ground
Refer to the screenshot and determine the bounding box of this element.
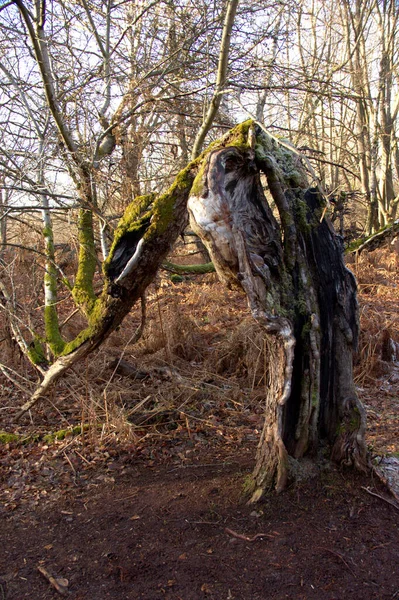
[1,250,399,599]
[1,443,399,600]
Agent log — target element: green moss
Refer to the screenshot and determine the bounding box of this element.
[43,224,53,238]
[190,120,254,198]
[44,305,66,355]
[346,238,364,253]
[345,222,398,254]
[104,193,156,274]
[336,410,361,436]
[0,431,41,444]
[149,167,195,236]
[72,209,97,314]
[42,222,66,357]
[104,120,255,278]
[163,260,215,275]
[28,337,47,365]
[61,276,73,291]
[170,274,184,283]
[0,431,20,443]
[190,156,209,198]
[61,292,108,355]
[242,473,256,496]
[294,198,311,233]
[43,424,88,444]
[255,131,307,190]
[222,119,253,150]
[0,426,91,446]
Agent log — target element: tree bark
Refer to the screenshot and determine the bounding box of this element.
[16,123,250,419]
[188,124,367,499]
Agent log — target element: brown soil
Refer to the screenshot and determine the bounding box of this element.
[2,444,399,600]
[1,250,399,600]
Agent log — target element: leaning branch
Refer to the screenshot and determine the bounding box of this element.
[15,122,252,420]
[348,220,399,254]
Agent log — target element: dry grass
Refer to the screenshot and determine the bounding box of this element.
[349,249,399,384]
[1,245,398,458]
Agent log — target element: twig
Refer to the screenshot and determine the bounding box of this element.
[317,547,356,578]
[37,565,68,596]
[361,486,399,511]
[0,362,34,396]
[63,452,76,475]
[225,527,276,542]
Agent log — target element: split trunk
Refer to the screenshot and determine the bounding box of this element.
[188,125,367,499]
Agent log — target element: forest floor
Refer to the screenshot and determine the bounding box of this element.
[1,249,399,599]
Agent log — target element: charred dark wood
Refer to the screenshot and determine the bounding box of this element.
[107,217,151,281]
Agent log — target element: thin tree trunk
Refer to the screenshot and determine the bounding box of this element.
[191,0,239,159]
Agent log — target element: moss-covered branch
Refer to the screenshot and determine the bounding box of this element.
[346,220,399,254]
[72,209,98,315]
[162,260,215,274]
[15,121,259,418]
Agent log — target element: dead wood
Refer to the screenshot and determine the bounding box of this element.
[37,565,68,596]
[188,124,367,498]
[225,527,276,542]
[349,221,399,255]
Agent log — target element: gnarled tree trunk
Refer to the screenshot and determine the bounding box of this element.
[16,121,367,501]
[188,125,367,500]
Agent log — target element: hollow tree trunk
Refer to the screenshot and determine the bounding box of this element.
[188,125,367,499]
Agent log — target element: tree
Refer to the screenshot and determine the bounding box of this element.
[14,120,367,499]
[0,1,368,498]
[0,0,248,373]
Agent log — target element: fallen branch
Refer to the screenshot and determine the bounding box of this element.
[162,260,215,275]
[37,565,69,596]
[225,527,276,542]
[347,220,399,254]
[361,486,399,511]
